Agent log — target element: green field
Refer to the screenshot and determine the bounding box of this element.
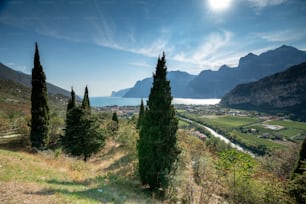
[202,116,259,129]
[178,110,306,154]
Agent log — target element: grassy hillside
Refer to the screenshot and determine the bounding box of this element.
[1,115,296,203]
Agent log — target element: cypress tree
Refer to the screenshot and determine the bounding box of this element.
[138,53,179,193]
[110,111,119,132]
[30,42,50,149]
[289,134,306,203]
[67,88,76,113]
[137,99,145,129]
[293,134,306,175]
[112,112,118,123]
[82,85,90,111]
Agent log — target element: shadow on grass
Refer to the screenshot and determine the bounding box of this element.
[27,178,155,203]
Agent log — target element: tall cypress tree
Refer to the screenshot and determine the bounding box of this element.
[293,134,306,175]
[137,99,145,129]
[30,42,50,149]
[82,85,90,111]
[67,88,76,113]
[138,53,179,193]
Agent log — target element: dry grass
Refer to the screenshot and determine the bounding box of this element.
[0,138,155,204]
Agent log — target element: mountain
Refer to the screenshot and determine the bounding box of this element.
[0,63,70,97]
[116,45,306,99]
[123,71,196,98]
[187,45,306,98]
[220,61,306,121]
[111,88,131,97]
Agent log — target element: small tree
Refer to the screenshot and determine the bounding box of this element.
[30,42,50,149]
[138,53,179,194]
[216,149,255,203]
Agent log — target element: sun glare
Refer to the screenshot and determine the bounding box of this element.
[208,0,232,11]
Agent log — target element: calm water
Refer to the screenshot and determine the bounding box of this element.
[90,97,220,107]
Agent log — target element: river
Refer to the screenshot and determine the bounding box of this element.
[180,117,255,157]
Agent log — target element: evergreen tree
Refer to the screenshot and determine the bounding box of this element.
[289,134,306,203]
[67,88,76,113]
[137,53,179,193]
[136,99,145,129]
[30,42,50,149]
[63,87,105,161]
[293,133,306,175]
[112,112,118,123]
[82,86,90,111]
[110,111,119,132]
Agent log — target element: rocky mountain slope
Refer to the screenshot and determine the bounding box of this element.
[220,61,306,120]
[0,63,70,97]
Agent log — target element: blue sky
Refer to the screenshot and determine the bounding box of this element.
[0,0,306,96]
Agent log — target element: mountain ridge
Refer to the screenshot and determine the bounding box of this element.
[0,63,71,97]
[114,45,306,99]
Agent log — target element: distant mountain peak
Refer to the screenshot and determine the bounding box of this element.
[238,52,258,67]
[278,44,297,50]
[219,64,231,70]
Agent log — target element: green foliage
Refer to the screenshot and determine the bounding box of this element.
[63,87,105,161]
[67,88,76,113]
[289,163,306,203]
[289,135,306,203]
[136,99,145,129]
[112,112,118,123]
[138,53,179,194]
[293,132,306,175]
[81,86,90,112]
[30,42,50,149]
[216,149,255,203]
[63,107,105,161]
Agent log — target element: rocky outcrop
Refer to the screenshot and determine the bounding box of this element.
[221,62,306,120]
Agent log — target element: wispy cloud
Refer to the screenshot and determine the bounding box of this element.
[172,30,233,70]
[247,0,287,8]
[128,62,152,69]
[255,29,306,42]
[93,35,171,57]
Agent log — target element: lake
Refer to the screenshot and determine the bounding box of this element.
[90,97,220,107]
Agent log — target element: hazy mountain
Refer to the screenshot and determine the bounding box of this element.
[116,45,306,99]
[221,61,306,121]
[187,45,306,98]
[123,71,196,98]
[111,88,131,97]
[0,63,70,97]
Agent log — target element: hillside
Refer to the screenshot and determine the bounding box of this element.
[221,61,306,121]
[0,63,70,97]
[116,45,306,98]
[0,78,69,129]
